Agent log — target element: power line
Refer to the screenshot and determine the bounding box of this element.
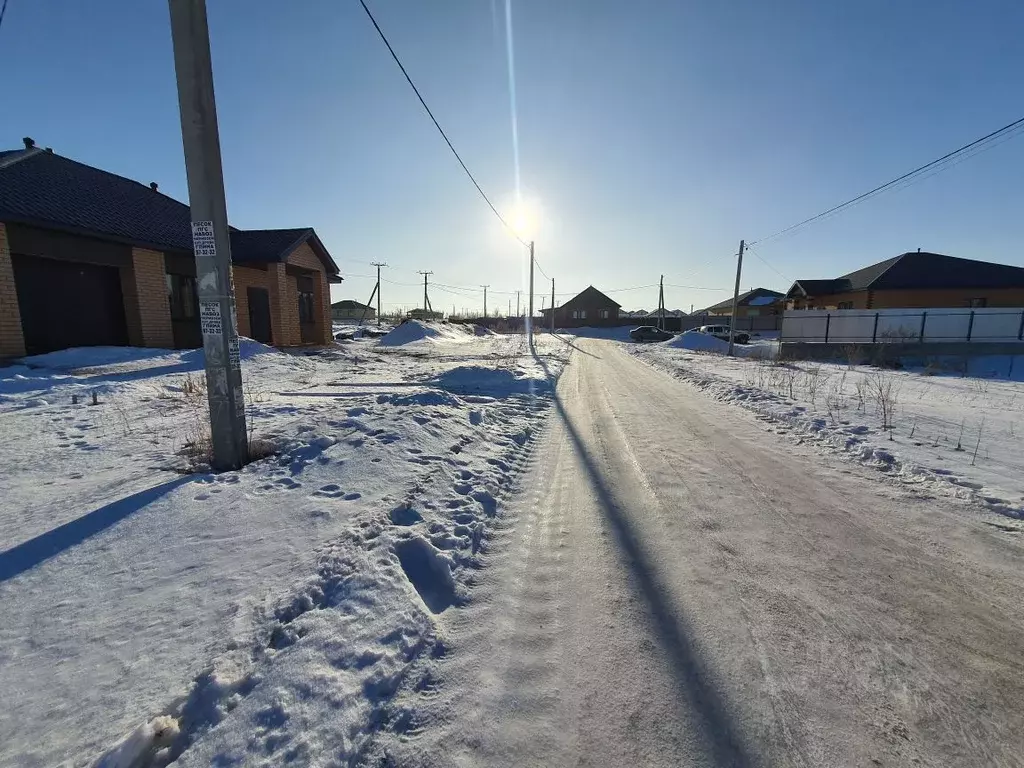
[0,0,9,36]
[750,114,1024,247]
[357,0,528,248]
[742,245,791,284]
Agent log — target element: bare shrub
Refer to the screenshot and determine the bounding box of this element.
[841,344,864,369]
[803,365,829,406]
[868,371,902,429]
[853,375,868,412]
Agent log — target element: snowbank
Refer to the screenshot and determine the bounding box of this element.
[19,339,278,372]
[664,330,776,359]
[666,330,730,353]
[378,321,442,346]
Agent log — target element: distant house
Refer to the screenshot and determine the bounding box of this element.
[695,288,784,318]
[406,308,444,321]
[542,286,621,327]
[332,300,375,322]
[0,139,342,357]
[785,251,1024,310]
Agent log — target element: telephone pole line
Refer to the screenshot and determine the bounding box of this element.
[550,278,555,333]
[528,241,535,346]
[370,262,387,326]
[168,0,247,470]
[657,274,665,330]
[727,240,745,357]
[480,285,489,318]
[418,271,433,315]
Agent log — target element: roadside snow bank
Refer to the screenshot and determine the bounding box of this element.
[630,346,1024,522]
[665,330,776,358]
[17,339,278,372]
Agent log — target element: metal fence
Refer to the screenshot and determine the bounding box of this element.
[782,307,1024,343]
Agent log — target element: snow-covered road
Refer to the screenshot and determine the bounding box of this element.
[379,338,1024,767]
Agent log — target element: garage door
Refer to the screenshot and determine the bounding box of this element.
[12,255,129,355]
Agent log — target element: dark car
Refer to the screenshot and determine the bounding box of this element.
[629,325,674,342]
[697,324,750,344]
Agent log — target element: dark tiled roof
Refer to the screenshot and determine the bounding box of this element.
[868,252,1024,290]
[699,287,784,314]
[229,228,312,264]
[558,286,622,310]
[331,300,372,310]
[788,252,1024,297]
[0,147,339,274]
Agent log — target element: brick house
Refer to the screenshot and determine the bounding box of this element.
[0,139,341,357]
[541,286,621,327]
[694,287,784,318]
[785,251,1024,311]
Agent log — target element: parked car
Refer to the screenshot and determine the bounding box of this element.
[698,325,750,344]
[629,325,674,342]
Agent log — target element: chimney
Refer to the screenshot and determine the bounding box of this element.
[150,182,159,192]
[22,137,35,149]
[45,147,53,153]
[917,247,921,252]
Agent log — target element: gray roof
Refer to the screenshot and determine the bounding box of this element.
[0,146,339,274]
[698,287,784,314]
[331,300,373,310]
[787,252,1024,298]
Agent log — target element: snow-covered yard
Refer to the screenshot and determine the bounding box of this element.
[631,341,1024,527]
[0,323,568,767]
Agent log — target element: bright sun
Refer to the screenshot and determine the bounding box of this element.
[509,198,541,240]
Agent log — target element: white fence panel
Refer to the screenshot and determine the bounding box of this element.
[828,312,875,343]
[971,309,1024,341]
[921,311,968,342]
[782,307,1024,343]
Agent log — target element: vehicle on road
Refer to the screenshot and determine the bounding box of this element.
[698,324,750,344]
[629,325,674,342]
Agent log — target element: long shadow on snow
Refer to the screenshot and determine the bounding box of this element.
[0,475,194,582]
[532,342,759,768]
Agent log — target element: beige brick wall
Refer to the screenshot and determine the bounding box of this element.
[792,287,1024,311]
[0,223,26,357]
[267,263,301,346]
[129,248,174,348]
[872,288,1024,309]
[287,242,332,344]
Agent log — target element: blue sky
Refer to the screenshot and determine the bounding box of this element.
[3,0,1024,314]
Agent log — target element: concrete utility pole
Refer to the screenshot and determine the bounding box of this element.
[418,271,433,314]
[168,0,247,470]
[727,239,745,357]
[528,241,535,345]
[659,276,667,331]
[371,262,387,326]
[516,290,521,319]
[481,285,489,318]
[508,298,511,318]
[550,278,555,333]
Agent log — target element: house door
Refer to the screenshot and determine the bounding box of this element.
[246,287,273,344]
[12,254,129,355]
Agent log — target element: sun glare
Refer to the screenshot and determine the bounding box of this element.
[510,198,541,240]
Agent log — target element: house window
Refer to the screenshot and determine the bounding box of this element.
[600,309,610,319]
[579,310,587,319]
[837,301,854,310]
[967,297,987,308]
[166,274,197,321]
[571,310,579,319]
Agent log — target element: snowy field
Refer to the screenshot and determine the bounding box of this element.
[631,341,1024,527]
[0,323,569,767]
